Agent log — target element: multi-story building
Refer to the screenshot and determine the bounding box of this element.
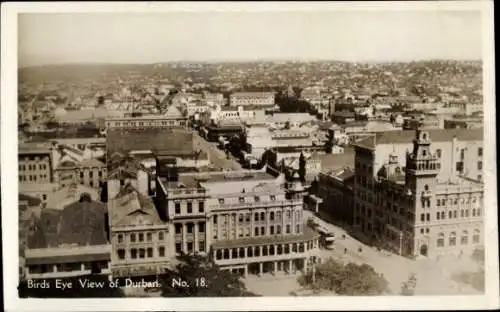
[352,128,483,258]
[18,142,54,185]
[104,106,187,130]
[316,168,355,224]
[54,158,107,189]
[155,167,320,277]
[203,92,225,107]
[444,116,483,130]
[204,105,267,124]
[24,194,110,279]
[229,92,275,108]
[107,183,171,278]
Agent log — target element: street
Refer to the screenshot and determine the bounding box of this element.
[304,210,482,295]
[192,131,242,171]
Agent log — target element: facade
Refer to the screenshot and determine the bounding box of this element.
[18,143,54,185]
[352,129,484,259]
[105,107,187,130]
[54,158,107,188]
[155,168,320,277]
[108,184,171,278]
[203,92,225,107]
[205,105,267,124]
[229,92,275,107]
[444,117,483,130]
[317,168,355,224]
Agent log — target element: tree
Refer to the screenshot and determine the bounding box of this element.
[298,152,306,183]
[298,258,390,296]
[160,253,257,297]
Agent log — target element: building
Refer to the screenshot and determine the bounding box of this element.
[155,167,321,277]
[444,116,483,130]
[104,106,187,130]
[18,142,54,185]
[54,158,107,189]
[203,92,225,107]
[204,105,267,124]
[229,92,275,107]
[332,111,356,124]
[24,194,110,279]
[352,129,483,258]
[45,183,100,210]
[316,168,355,225]
[108,183,171,278]
[203,123,245,142]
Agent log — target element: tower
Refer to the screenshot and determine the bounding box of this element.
[405,129,441,201]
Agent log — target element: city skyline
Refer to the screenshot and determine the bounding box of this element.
[19,10,482,67]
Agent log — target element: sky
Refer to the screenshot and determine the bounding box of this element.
[18,10,483,67]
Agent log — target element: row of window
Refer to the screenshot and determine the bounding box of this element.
[214,241,312,260]
[174,201,204,214]
[117,231,167,244]
[19,174,49,182]
[174,222,205,234]
[213,223,300,240]
[108,120,184,127]
[117,246,166,260]
[436,230,481,247]
[19,164,48,171]
[79,171,104,178]
[436,197,481,207]
[28,261,108,274]
[175,241,206,254]
[213,210,301,225]
[218,195,277,205]
[20,156,49,162]
[435,208,481,220]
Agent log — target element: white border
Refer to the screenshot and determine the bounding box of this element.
[2,1,498,311]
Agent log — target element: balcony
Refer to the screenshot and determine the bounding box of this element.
[421,191,433,198]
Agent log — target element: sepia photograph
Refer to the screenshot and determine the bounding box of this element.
[2,1,498,311]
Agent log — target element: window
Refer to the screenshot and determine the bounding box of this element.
[254,212,259,222]
[286,225,291,233]
[175,243,182,254]
[254,227,259,236]
[436,212,440,220]
[175,224,182,234]
[147,232,152,241]
[448,211,453,219]
[138,233,144,242]
[131,249,137,259]
[437,233,445,247]
[449,232,457,246]
[420,228,425,234]
[420,214,425,222]
[478,147,483,157]
[270,211,275,221]
[175,202,181,214]
[199,201,205,213]
[213,215,218,224]
[441,211,445,220]
[159,247,165,257]
[199,223,205,233]
[270,226,274,235]
[147,248,153,258]
[277,225,281,234]
[473,229,480,244]
[276,211,281,220]
[465,209,469,217]
[130,233,136,242]
[437,199,441,207]
[219,198,225,205]
[270,195,276,201]
[239,197,245,203]
[477,208,481,216]
[260,212,265,221]
[80,172,84,178]
[426,213,430,221]
[187,223,193,233]
[461,231,468,245]
[118,234,123,243]
[296,224,301,233]
[199,241,205,252]
[139,249,145,258]
[436,149,442,158]
[260,227,265,235]
[424,184,429,191]
[254,196,260,202]
[117,249,125,260]
[187,202,193,213]
[159,232,164,240]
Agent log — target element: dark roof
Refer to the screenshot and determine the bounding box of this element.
[332,111,355,118]
[27,200,108,249]
[354,128,483,150]
[212,225,319,249]
[19,193,42,206]
[106,128,194,155]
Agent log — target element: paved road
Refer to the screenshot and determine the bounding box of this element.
[304,210,481,295]
[192,131,242,171]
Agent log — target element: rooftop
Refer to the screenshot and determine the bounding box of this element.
[19,193,42,207]
[162,169,276,189]
[318,147,355,171]
[27,197,107,249]
[108,183,163,227]
[106,128,194,155]
[354,128,483,150]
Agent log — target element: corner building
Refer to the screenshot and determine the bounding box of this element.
[352,128,484,259]
[155,168,320,277]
